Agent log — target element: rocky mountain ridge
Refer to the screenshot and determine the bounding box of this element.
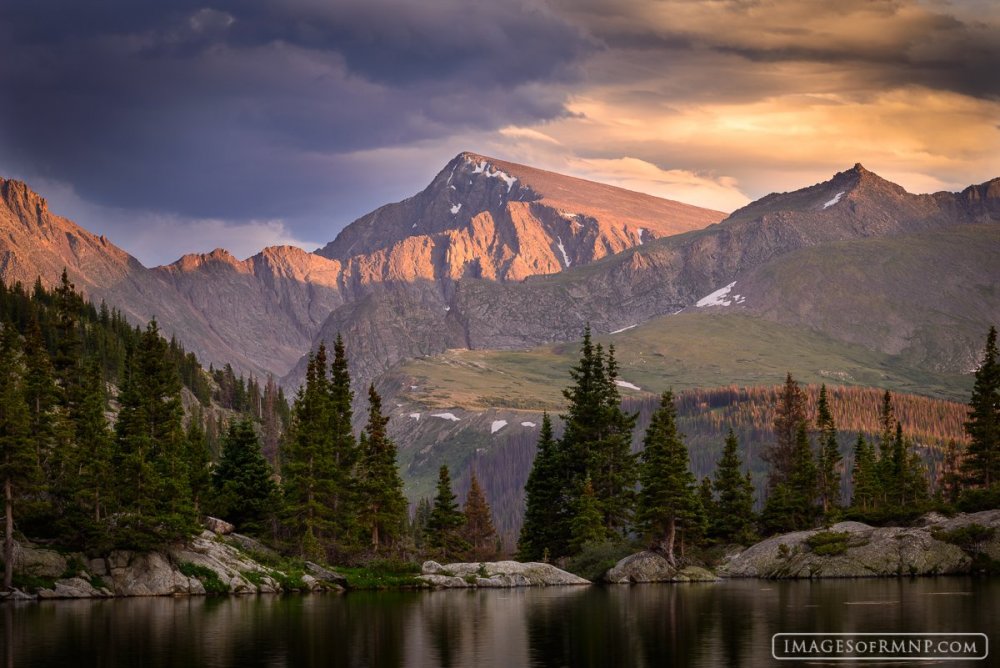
[0,153,724,380]
[286,164,1000,389]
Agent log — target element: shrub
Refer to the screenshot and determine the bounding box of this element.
[805,531,850,556]
[565,541,634,582]
[178,562,229,594]
[932,524,997,553]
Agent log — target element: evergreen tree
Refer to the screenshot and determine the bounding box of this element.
[815,385,842,513]
[962,326,1000,488]
[428,465,468,560]
[849,434,878,512]
[937,439,964,504]
[211,419,277,534]
[412,497,432,550]
[892,423,929,507]
[762,422,817,532]
[19,317,59,531]
[112,321,195,548]
[355,385,407,552]
[764,373,807,491]
[568,477,607,553]
[185,407,211,514]
[282,346,337,559]
[710,429,756,544]
[60,360,115,548]
[636,391,700,565]
[587,344,639,533]
[0,327,36,590]
[518,413,566,560]
[327,334,358,541]
[463,471,498,560]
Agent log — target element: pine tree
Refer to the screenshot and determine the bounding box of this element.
[765,373,807,491]
[0,327,36,590]
[875,390,897,503]
[569,477,607,553]
[61,360,115,547]
[849,434,878,512]
[763,422,817,532]
[815,385,842,514]
[587,344,639,534]
[112,321,195,548]
[636,391,700,565]
[412,497,432,550]
[185,407,211,514]
[937,439,964,504]
[355,385,407,552]
[962,326,1000,488]
[710,429,756,544]
[463,471,498,560]
[518,413,567,560]
[327,334,358,541]
[211,419,277,534]
[428,465,468,560]
[282,346,337,559]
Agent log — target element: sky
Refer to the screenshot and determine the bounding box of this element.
[1,0,998,266]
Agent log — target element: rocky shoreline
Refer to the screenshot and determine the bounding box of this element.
[6,510,1000,601]
[2,520,347,602]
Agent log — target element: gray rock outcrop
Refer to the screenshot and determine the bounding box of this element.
[604,551,720,583]
[720,511,1000,579]
[418,560,590,588]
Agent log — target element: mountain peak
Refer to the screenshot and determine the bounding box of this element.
[0,177,50,222]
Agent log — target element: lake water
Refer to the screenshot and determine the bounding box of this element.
[3,578,997,667]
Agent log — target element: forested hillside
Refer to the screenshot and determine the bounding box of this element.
[455,383,969,545]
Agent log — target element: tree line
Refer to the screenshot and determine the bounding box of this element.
[0,274,506,591]
[519,326,1000,566]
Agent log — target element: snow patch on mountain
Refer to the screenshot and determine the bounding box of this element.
[611,324,638,334]
[450,203,462,214]
[491,419,507,434]
[615,380,642,391]
[823,191,845,209]
[696,282,743,307]
[432,412,460,422]
[521,421,537,428]
[556,236,572,267]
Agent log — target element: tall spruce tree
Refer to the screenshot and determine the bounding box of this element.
[428,465,468,560]
[0,327,36,590]
[765,373,808,491]
[355,385,407,552]
[815,385,842,513]
[762,422,817,532]
[60,360,115,548]
[185,407,212,514]
[327,334,358,541]
[937,440,964,504]
[849,434,878,512]
[587,344,639,533]
[962,326,1000,488]
[518,413,566,560]
[569,477,607,554]
[113,321,195,548]
[211,419,277,535]
[282,345,337,559]
[710,429,756,544]
[636,391,700,565]
[463,471,498,560]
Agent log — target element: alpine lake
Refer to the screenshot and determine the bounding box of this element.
[3,577,997,667]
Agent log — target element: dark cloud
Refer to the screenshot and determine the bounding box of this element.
[0,0,590,223]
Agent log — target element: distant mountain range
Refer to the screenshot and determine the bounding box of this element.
[0,153,722,381]
[2,154,998,518]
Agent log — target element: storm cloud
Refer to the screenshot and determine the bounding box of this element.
[0,0,997,264]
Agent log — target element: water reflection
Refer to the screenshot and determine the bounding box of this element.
[3,579,996,667]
